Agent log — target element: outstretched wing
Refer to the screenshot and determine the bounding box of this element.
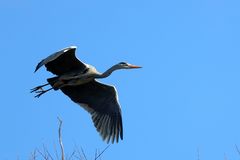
[34,46,87,75]
[60,80,123,143]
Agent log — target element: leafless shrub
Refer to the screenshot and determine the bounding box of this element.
[29,117,110,160]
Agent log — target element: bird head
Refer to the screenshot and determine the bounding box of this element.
[116,62,142,69]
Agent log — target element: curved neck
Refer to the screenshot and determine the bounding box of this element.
[95,65,118,79]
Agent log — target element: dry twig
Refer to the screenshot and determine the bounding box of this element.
[235,144,240,156]
[94,145,110,160]
[57,117,65,160]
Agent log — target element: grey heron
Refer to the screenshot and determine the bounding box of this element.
[31,46,141,143]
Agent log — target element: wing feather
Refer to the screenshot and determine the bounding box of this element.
[60,80,123,143]
[34,46,87,75]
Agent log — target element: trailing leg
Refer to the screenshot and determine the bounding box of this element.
[31,77,60,98]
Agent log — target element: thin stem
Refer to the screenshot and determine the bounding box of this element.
[94,145,110,160]
[57,117,65,160]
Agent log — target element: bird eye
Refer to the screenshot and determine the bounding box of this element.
[119,62,128,65]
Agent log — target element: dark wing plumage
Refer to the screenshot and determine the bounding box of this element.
[60,80,123,143]
[34,46,87,75]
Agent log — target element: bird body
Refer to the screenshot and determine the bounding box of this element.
[51,67,98,88]
[31,46,141,143]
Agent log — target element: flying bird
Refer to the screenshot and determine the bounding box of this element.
[31,46,141,143]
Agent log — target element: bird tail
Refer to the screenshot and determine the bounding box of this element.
[47,77,59,90]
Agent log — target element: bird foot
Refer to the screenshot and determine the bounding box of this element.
[34,90,47,98]
[31,85,48,98]
[31,83,52,98]
[30,86,44,93]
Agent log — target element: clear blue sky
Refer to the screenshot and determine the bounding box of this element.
[1,0,240,159]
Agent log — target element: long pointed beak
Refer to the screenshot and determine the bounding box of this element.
[128,64,142,69]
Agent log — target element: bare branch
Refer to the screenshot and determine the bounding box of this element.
[94,145,110,160]
[43,144,54,160]
[37,148,49,160]
[54,142,60,160]
[74,146,84,160]
[29,149,37,160]
[29,117,110,160]
[58,117,65,160]
[81,147,88,160]
[67,150,76,160]
[235,144,240,156]
[95,149,97,160]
